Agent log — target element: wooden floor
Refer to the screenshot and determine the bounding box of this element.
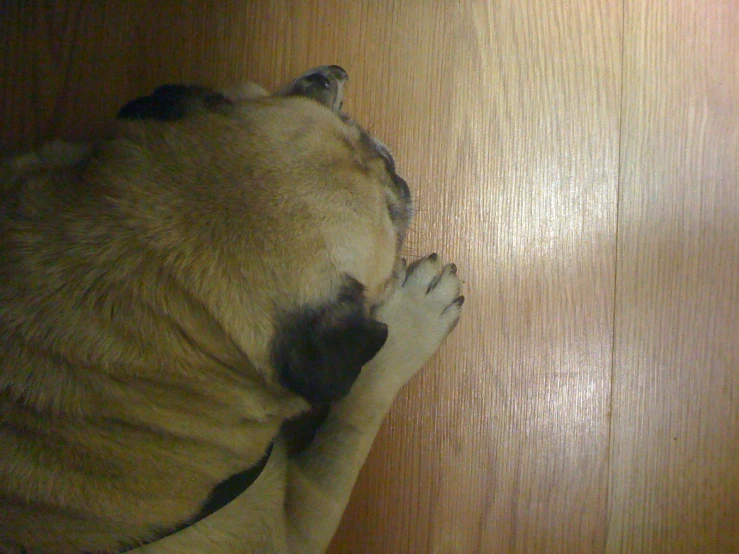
[2,2,737,552]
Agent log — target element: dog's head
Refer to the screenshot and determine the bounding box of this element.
[114,66,411,406]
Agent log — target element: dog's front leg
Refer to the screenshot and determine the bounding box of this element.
[285,254,463,553]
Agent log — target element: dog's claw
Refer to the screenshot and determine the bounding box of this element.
[375,253,464,380]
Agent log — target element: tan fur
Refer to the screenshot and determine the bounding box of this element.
[0,67,462,553]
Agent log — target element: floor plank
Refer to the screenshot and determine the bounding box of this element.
[330,2,622,552]
[607,2,739,552]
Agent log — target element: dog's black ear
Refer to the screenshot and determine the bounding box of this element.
[117,84,232,121]
[271,277,388,403]
[277,65,348,112]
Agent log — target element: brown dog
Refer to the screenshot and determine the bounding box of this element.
[0,66,463,553]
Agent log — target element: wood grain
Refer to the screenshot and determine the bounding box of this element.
[332,2,622,552]
[607,1,739,552]
[1,1,737,553]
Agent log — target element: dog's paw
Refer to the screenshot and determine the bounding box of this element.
[372,254,464,385]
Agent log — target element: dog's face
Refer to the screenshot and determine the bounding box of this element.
[113,66,412,406]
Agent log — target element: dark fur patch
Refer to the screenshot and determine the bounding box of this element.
[281,403,331,456]
[286,73,334,106]
[117,84,232,121]
[271,277,388,403]
[280,65,347,111]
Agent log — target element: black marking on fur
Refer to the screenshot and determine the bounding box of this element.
[281,65,347,109]
[304,73,331,90]
[117,84,232,121]
[109,444,274,553]
[271,277,388,403]
[281,403,332,456]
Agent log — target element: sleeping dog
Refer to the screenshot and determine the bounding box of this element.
[0,65,463,553]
